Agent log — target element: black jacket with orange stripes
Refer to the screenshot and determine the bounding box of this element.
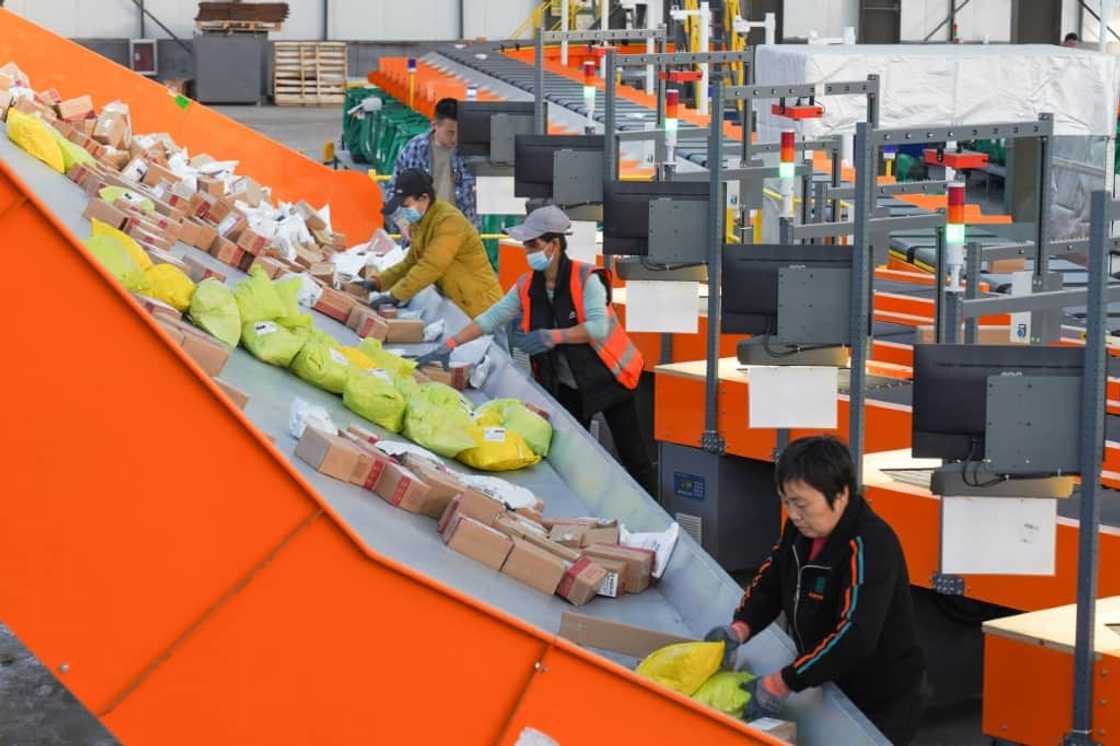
[733,491,926,715]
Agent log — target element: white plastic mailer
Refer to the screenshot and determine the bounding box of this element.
[747,365,838,429]
[624,281,699,334]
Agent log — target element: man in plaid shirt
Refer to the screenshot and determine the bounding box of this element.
[388,97,479,231]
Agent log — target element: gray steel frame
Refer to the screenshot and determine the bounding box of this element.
[849,114,1054,488]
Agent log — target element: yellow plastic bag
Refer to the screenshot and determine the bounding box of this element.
[99,186,155,214]
[144,263,196,311]
[456,426,541,472]
[83,234,147,293]
[47,125,95,171]
[338,346,377,371]
[357,338,417,378]
[691,671,755,718]
[636,642,725,696]
[343,368,408,432]
[233,267,287,325]
[290,336,352,394]
[7,109,65,172]
[91,218,152,270]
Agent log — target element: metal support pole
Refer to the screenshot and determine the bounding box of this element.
[934,227,945,343]
[830,144,843,224]
[1032,114,1055,341]
[1067,190,1110,745]
[534,27,546,135]
[702,79,725,454]
[848,122,874,489]
[140,0,146,37]
[866,75,880,127]
[561,0,570,65]
[964,240,981,344]
[813,178,828,227]
[604,49,618,180]
[799,168,812,226]
[943,292,961,344]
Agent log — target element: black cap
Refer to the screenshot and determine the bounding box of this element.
[382,168,434,217]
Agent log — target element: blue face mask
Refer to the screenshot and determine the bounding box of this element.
[400,206,423,224]
[527,249,551,271]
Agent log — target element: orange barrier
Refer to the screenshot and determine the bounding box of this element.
[0,11,380,242]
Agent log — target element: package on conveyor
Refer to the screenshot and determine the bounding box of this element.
[346,306,389,341]
[295,426,373,483]
[154,316,231,377]
[548,521,621,549]
[501,537,567,594]
[557,556,611,606]
[55,94,93,121]
[438,490,506,534]
[214,378,250,410]
[400,452,466,519]
[444,514,514,571]
[132,293,182,323]
[313,286,358,323]
[582,544,654,594]
[343,423,381,449]
[82,198,128,230]
[418,363,473,391]
[92,102,130,150]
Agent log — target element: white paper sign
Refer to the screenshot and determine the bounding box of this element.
[624,281,699,334]
[1009,270,1032,344]
[747,366,838,429]
[941,496,1057,575]
[567,220,599,264]
[476,176,527,216]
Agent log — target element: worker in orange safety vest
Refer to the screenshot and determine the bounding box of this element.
[417,205,656,493]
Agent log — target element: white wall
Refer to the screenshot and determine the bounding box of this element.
[4,0,528,42]
[900,0,1012,43]
[783,0,858,41]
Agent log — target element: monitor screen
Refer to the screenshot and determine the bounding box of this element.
[513,135,604,199]
[458,101,535,157]
[720,244,852,334]
[911,344,1084,462]
[602,180,710,256]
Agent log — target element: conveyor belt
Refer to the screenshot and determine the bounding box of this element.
[0,124,883,744]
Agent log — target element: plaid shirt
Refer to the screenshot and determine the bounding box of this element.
[389,131,479,229]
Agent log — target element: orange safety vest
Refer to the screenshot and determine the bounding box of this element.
[515,260,643,390]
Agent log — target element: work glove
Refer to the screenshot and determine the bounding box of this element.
[705,623,748,670]
[356,278,380,292]
[415,342,453,370]
[517,329,562,356]
[741,672,790,722]
[368,291,402,310]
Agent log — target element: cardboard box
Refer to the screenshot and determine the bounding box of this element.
[346,306,389,341]
[0,62,30,88]
[133,293,182,322]
[142,162,179,188]
[401,454,465,519]
[438,490,506,539]
[146,249,189,272]
[82,199,127,230]
[557,557,609,606]
[748,719,798,744]
[419,363,472,390]
[344,423,381,449]
[217,212,248,241]
[237,226,271,256]
[549,525,587,549]
[385,318,425,344]
[249,256,285,280]
[313,287,358,323]
[501,538,567,595]
[582,545,654,594]
[55,94,93,120]
[557,611,691,659]
[493,512,549,542]
[374,461,432,514]
[582,525,621,547]
[446,516,514,571]
[36,87,62,105]
[97,147,130,171]
[191,220,218,252]
[237,252,256,273]
[214,378,250,410]
[350,446,395,492]
[294,245,325,269]
[296,200,328,230]
[523,532,582,563]
[593,559,624,598]
[210,237,244,267]
[155,317,187,345]
[309,262,336,285]
[92,112,127,149]
[206,197,236,225]
[197,176,225,197]
[295,427,366,482]
[0,72,13,91]
[179,330,230,377]
[340,280,373,302]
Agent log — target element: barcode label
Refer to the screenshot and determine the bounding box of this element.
[597,571,621,598]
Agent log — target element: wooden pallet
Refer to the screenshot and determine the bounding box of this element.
[273,41,347,106]
[197,20,283,33]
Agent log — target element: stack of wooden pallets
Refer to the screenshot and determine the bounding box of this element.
[273,41,348,106]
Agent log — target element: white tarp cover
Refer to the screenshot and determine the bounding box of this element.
[754,44,1120,140]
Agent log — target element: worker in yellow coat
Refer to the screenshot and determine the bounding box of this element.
[365,168,502,318]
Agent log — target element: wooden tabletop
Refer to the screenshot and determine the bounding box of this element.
[983,596,1120,655]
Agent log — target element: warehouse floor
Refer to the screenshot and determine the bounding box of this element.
[0,104,989,746]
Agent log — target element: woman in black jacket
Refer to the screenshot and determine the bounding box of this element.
[707,436,927,744]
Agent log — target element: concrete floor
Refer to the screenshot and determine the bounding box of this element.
[1,104,996,745]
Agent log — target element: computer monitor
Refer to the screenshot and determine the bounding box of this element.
[602,180,710,257]
[514,135,604,200]
[912,344,1084,463]
[457,101,535,158]
[720,244,853,335]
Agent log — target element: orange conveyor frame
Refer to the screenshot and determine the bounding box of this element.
[0,11,778,745]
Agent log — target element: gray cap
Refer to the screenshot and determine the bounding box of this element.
[505,205,572,243]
